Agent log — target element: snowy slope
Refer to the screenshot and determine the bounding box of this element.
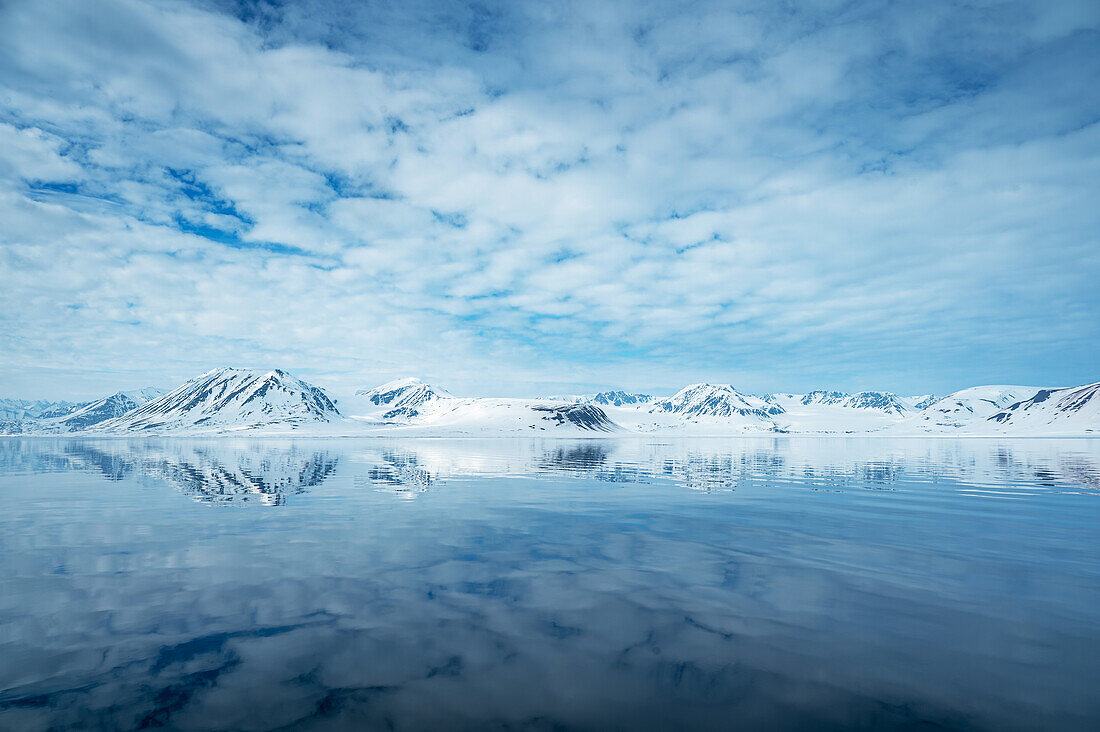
[987,382,1100,434]
[346,378,620,434]
[96,369,338,433]
[903,394,939,410]
[911,386,1041,430]
[382,397,622,435]
[595,383,786,433]
[0,389,166,434]
[0,398,84,432]
[761,393,907,433]
[48,388,168,432]
[54,393,145,431]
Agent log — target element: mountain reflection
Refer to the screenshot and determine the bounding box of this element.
[17,441,340,505]
[358,450,434,498]
[3,437,1099,731]
[1,437,1098,503]
[147,446,339,505]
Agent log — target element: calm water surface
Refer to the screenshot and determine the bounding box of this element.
[1,437,1098,731]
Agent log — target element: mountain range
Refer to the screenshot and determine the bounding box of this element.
[2,368,1097,436]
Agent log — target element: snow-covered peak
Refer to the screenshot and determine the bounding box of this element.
[587,390,652,407]
[355,378,452,420]
[843,392,910,415]
[96,368,339,433]
[799,390,909,414]
[360,376,424,396]
[357,377,447,403]
[653,383,784,419]
[800,390,849,406]
[57,392,143,431]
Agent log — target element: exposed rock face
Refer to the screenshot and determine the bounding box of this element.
[532,403,618,431]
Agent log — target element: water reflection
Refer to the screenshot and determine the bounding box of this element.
[1,438,1099,729]
[1,440,339,505]
[3,437,1100,502]
[358,450,435,498]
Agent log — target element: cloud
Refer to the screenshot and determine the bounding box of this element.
[0,0,1097,399]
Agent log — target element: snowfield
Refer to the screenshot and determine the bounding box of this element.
[2,369,1098,437]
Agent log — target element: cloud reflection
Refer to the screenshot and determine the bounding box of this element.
[0,438,1099,729]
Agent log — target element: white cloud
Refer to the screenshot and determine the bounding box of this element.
[0,0,1097,399]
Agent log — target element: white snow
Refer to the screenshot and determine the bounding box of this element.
[3,371,1097,437]
[905,385,1041,431]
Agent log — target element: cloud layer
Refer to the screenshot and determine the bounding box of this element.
[1,0,1098,399]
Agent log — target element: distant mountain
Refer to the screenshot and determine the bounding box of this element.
[38,401,84,419]
[96,369,338,433]
[988,382,1100,433]
[907,394,939,410]
[588,390,652,407]
[0,389,166,434]
[3,371,1098,436]
[799,390,848,406]
[51,388,168,432]
[0,398,82,422]
[916,385,1039,428]
[355,377,451,420]
[800,390,910,415]
[652,383,784,420]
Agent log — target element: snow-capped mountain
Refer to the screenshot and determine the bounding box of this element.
[353,377,451,420]
[799,390,910,415]
[96,368,338,433]
[0,388,166,434]
[652,384,784,420]
[914,385,1040,429]
[53,388,167,431]
[587,390,652,407]
[799,390,848,406]
[762,392,908,433]
[347,378,620,434]
[0,398,81,422]
[3,370,1098,436]
[988,382,1100,433]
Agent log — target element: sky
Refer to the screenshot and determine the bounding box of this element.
[1,0,1098,401]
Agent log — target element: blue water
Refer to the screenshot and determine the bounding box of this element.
[1,437,1098,731]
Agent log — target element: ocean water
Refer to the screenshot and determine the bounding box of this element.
[0,437,1098,731]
